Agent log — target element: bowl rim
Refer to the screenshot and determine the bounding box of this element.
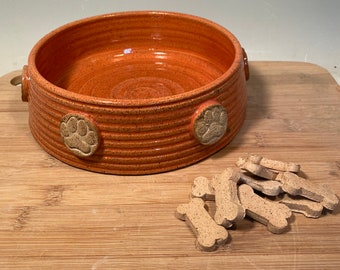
[28,10,244,107]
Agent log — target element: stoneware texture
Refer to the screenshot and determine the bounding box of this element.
[21,11,248,175]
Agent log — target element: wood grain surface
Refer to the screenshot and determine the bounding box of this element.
[0,62,339,269]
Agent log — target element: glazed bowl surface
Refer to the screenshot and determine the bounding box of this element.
[22,11,248,175]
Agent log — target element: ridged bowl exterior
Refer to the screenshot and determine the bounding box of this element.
[25,11,247,175]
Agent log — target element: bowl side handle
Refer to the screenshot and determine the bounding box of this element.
[242,48,250,81]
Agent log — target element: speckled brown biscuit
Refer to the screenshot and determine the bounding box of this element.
[211,169,245,227]
[175,197,229,251]
[247,154,300,173]
[238,184,292,234]
[279,194,324,218]
[239,173,283,196]
[191,176,215,201]
[191,170,245,227]
[275,171,339,211]
[236,157,277,180]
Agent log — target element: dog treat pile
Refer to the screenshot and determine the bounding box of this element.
[175,154,339,252]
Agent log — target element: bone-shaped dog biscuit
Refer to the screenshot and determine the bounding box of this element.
[236,157,277,180]
[275,172,339,210]
[175,198,229,251]
[211,169,245,227]
[238,184,292,234]
[191,170,245,227]
[279,194,324,218]
[239,173,283,196]
[191,176,215,201]
[247,154,300,173]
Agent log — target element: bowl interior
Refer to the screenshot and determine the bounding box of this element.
[34,12,237,100]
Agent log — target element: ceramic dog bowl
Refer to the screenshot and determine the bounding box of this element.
[20,11,249,175]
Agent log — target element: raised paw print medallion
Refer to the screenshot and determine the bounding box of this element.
[192,101,228,145]
[60,114,100,157]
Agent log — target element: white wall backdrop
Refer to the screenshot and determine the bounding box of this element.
[1,0,339,83]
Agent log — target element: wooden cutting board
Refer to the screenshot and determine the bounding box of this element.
[0,62,339,269]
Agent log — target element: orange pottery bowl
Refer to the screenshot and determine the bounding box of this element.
[21,11,249,175]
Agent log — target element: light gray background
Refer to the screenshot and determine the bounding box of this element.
[1,0,339,83]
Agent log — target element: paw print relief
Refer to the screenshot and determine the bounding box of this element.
[60,114,100,157]
[192,101,228,145]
